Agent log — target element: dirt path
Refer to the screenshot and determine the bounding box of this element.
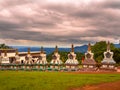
[70,80,120,90]
[68,72,120,74]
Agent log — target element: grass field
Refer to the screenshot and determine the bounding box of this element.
[0,71,120,90]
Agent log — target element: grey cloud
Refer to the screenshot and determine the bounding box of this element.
[102,0,120,9]
[0,0,120,46]
[0,0,34,9]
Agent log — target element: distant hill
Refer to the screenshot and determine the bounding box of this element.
[114,44,120,48]
[10,44,120,54]
[11,46,70,54]
[11,45,87,54]
[74,45,87,53]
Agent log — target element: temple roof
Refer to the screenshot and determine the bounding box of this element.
[19,52,40,56]
[0,49,16,53]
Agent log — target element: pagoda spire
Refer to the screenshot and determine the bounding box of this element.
[4,50,7,56]
[71,44,74,52]
[88,43,91,52]
[28,48,31,54]
[41,46,44,53]
[16,49,19,55]
[54,45,58,53]
[107,41,110,51]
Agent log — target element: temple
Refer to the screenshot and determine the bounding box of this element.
[101,41,116,69]
[81,43,96,69]
[65,44,79,71]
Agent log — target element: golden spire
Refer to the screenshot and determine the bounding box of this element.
[16,49,19,55]
[88,43,91,52]
[107,41,110,51]
[41,46,44,53]
[4,50,7,56]
[28,48,31,54]
[54,45,58,53]
[71,44,74,52]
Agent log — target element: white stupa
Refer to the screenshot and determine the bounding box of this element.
[82,43,96,68]
[1,50,10,64]
[24,48,33,64]
[65,44,79,70]
[14,49,21,64]
[36,47,47,64]
[50,46,63,69]
[101,41,116,68]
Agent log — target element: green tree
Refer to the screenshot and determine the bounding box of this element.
[91,41,115,63]
[0,43,12,49]
[113,48,120,64]
[75,52,84,64]
[92,41,115,53]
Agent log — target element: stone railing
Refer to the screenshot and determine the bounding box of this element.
[0,64,65,71]
[0,63,117,71]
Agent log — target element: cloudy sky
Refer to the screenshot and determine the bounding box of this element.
[0,0,120,47]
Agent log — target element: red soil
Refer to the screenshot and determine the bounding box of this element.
[68,72,120,74]
[70,80,120,90]
[69,72,120,90]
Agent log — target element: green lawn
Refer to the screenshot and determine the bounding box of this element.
[0,71,120,90]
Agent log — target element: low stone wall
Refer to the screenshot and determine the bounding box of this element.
[0,64,66,71]
[0,64,117,72]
